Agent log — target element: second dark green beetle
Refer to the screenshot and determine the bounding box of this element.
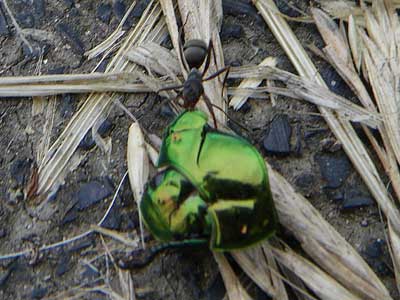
[141,110,278,251]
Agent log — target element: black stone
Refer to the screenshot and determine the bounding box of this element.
[0,7,9,36]
[222,0,259,20]
[221,23,244,40]
[10,158,32,186]
[263,115,291,156]
[56,23,85,55]
[343,194,374,209]
[31,286,47,299]
[77,180,113,210]
[131,0,150,18]
[55,252,71,277]
[113,0,126,20]
[315,153,351,189]
[97,3,112,24]
[79,119,113,150]
[0,228,6,238]
[101,208,122,230]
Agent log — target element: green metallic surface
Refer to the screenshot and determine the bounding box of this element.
[141,110,278,251]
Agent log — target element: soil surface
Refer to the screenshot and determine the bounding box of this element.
[0,0,397,299]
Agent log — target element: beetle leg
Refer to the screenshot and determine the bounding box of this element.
[118,239,207,269]
[201,93,218,129]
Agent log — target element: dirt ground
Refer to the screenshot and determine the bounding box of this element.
[0,0,397,299]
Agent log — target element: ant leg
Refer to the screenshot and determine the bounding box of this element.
[220,65,231,98]
[202,93,218,129]
[211,103,250,133]
[203,65,230,82]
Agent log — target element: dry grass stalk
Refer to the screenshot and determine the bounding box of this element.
[315,2,400,292]
[84,1,137,60]
[270,246,362,300]
[268,167,391,300]
[127,123,149,249]
[229,57,277,110]
[231,245,288,299]
[213,252,253,300]
[36,1,167,196]
[254,0,392,298]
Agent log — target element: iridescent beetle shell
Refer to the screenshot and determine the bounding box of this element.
[140,110,278,251]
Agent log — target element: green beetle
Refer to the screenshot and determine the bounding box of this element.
[141,110,278,251]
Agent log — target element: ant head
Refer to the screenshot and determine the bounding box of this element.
[183,39,208,69]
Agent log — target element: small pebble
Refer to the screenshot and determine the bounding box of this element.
[263,115,292,156]
[221,23,244,40]
[77,180,113,210]
[360,219,369,227]
[315,153,351,189]
[31,286,47,299]
[97,3,112,24]
[55,253,71,277]
[342,195,374,210]
[101,207,122,230]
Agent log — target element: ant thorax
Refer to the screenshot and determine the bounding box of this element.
[182,69,204,108]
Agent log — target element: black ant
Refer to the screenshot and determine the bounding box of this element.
[158,36,230,128]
